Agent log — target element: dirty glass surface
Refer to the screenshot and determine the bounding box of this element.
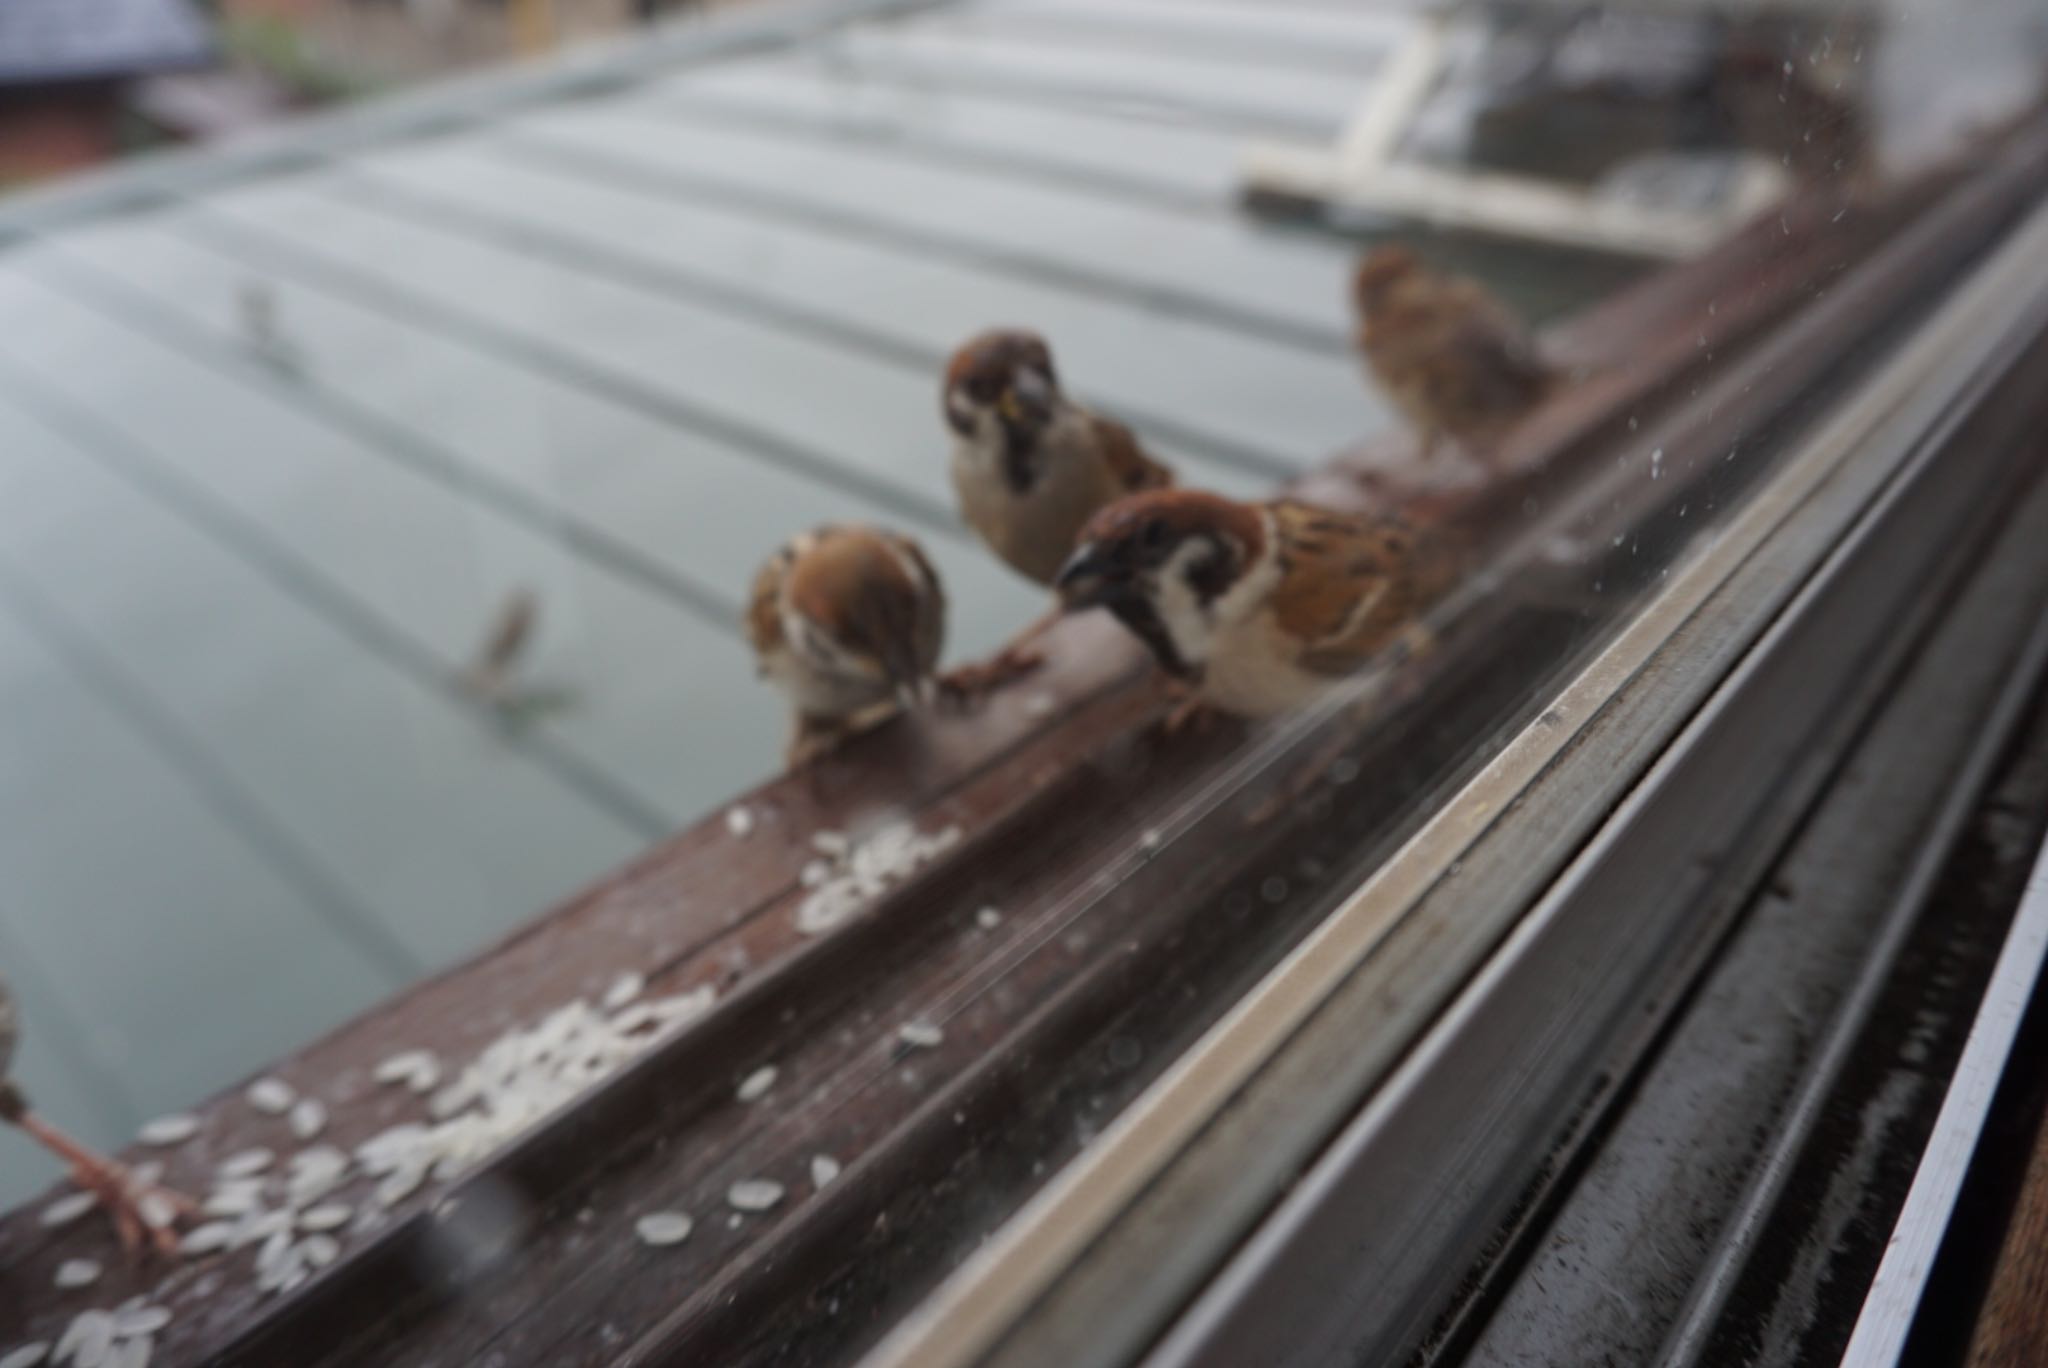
[0,0,2045,1363]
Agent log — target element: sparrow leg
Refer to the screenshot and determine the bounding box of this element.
[786,715,852,773]
[13,1111,194,1256]
[1159,679,1223,737]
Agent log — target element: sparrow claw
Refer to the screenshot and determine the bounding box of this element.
[70,1157,191,1258]
[1161,692,1221,738]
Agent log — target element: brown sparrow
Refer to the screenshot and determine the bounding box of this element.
[943,328,1174,586]
[2,972,195,1255]
[747,524,946,766]
[1055,489,1456,720]
[1353,246,1556,462]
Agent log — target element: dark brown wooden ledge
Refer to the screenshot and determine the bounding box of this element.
[3,116,2044,1368]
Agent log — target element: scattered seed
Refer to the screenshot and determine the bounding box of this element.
[54,1313,111,1367]
[111,1307,170,1338]
[727,1179,784,1213]
[289,1099,327,1141]
[897,1021,944,1049]
[724,806,755,838]
[180,1222,240,1255]
[54,1259,101,1289]
[635,1211,693,1246]
[0,1343,49,1368]
[135,1114,198,1146]
[1138,828,1163,852]
[39,1191,97,1228]
[129,1162,164,1187]
[799,859,832,888]
[975,906,1002,929]
[726,1213,742,1229]
[601,973,645,1012]
[104,1338,150,1368]
[245,1078,295,1114]
[735,1066,777,1103]
[300,1234,341,1268]
[296,1203,351,1231]
[810,1155,841,1188]
[137,1194,177,1230]
[217,1148,274,1179]
[811,830,849,858]
[372,1049,441,1092]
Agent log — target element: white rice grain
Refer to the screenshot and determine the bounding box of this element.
[39,1191,96,1229]
[724,806,755,839]
[297,1204,352,1231]
[372,1049,441,1093]
[0,1343,49,1368]
[601,973,644,1012]
[53,1259,100,1290]
[289,1099,327,1141]
[634,1211,693,1247]
[102,1339,150,1368]
[179,1222,240,1256]
[245,1078,295,1114]
[726,1179,784,1213]
[110,1307,169,1339]
[975,906,1002,929]
[54,1312,111,1368]
[897,1021,944,1049]
[810,1155,840,1188]
[300,1234,340,1269]
[216,1148,274,1179]
[735,1066,777,1103]
[135,1114,198,1146]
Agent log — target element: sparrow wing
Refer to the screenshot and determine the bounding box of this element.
[886,531,948,677]
[1267,502,1436,678]
[1091,414,1174,493]
[746,542,794,660]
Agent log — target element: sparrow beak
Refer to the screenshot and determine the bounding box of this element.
[997,388,1025,423]
[1055,542,1125,611]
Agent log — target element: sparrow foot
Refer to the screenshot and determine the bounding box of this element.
[22,1113,193,1257]
[940,646,1045,702]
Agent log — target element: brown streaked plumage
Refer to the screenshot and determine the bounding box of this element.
[748,524,946,766]
[943,328,1173,588]
[1353,246,1556,461]
[1056,489,1457,719]
[1,971,195,1255]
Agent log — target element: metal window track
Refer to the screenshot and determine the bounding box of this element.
[867,159,2048,1368]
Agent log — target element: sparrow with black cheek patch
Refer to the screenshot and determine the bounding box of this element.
[942,329,1172,686]
[747,524,946,768]
[1353,246,1557,463]
[1056,488,1457,721]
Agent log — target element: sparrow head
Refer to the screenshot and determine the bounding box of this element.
[1055,489,1264,678]
[943,328,1060,444]
[786,527,942,709]
[1354,245,1425,314]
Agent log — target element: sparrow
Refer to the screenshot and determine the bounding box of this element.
[1,971,195,1255]
[1352,246,1556,462]
[747,523,946,767]
[943,329,1174,586]
[1055,488,1456,720]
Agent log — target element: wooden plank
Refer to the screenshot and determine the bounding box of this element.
[339,135,1372,478]
[0,266,786,834]
[648,57,1248,205]
[1966,1090,2048,1368]
[0,595,407,1204]
[503,102,1355,349]
[29,219,1045,665]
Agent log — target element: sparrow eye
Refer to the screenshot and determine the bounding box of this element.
[967,374,1002,402]
[1140,518,1170,550]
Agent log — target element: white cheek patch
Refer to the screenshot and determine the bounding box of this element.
[1153,540,1220,668]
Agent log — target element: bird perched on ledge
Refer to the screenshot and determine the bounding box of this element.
[944,329,1174,585]
[1055,489,1457,720]
[1353,246,1557,463]
[942,329,1172,685]
[2,972,193,1254]
[748,524,946,768]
